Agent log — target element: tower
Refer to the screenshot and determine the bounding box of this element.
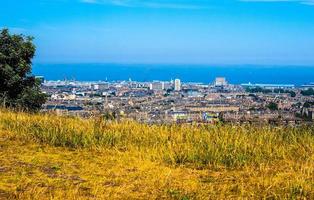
[174,79,181,91]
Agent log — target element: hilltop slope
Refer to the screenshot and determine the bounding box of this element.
[0,110,313,199]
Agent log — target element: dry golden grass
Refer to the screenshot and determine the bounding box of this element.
[0,110,313,199]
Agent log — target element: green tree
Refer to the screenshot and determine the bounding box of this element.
[301,88,314,96]
[267,102,278,111]
[303,101,314,108]
[288,91,296,97]
[0,29,46,111]
[245,87,272,94]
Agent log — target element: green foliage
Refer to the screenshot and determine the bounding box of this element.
[289,91,296,97]
[245,87,272,94]
[103,111,117,120]
[303,101,314,108]
[267,102,278,111]
[0,29,46,111]
[245,87,296,97]
[301,88,314,96]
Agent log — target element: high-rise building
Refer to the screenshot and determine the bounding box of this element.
[150,81,165,91]
[214,77,227,87]
[174,79,181,91]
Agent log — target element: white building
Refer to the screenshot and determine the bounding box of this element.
[174,79,181,91]
[93,83,109,91]
[214,77,228,87]
[150,81,165,91]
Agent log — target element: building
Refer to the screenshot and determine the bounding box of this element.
[51,93,76,100]
[163,82,173,90]
[187,90,203,98]
[174,79,181,91]
[214,77,228,87]
[170,111,188,122]
[202,113,220,123]
[302,107,314,121]
[186,105,240,113]
[241,83,295,89]
[93,83,109,91]
[150,81,165,91]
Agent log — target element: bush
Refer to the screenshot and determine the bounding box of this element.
[267,102,278,111]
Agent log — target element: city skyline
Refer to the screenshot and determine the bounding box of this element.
[1,0,314,65]
[32,63,314,85]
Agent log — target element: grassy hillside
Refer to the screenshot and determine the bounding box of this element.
[0,110,313,199]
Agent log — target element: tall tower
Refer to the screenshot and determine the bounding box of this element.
[174,79,181,91]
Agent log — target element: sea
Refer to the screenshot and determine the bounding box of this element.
[33,63,314,86]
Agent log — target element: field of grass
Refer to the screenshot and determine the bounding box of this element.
[0,110,313,199]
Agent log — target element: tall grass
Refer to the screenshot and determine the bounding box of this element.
[1,109,313,199]
[0,109,313,169]
[0,110,314,168]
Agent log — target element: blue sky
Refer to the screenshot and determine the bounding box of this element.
[1,0,314,65]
